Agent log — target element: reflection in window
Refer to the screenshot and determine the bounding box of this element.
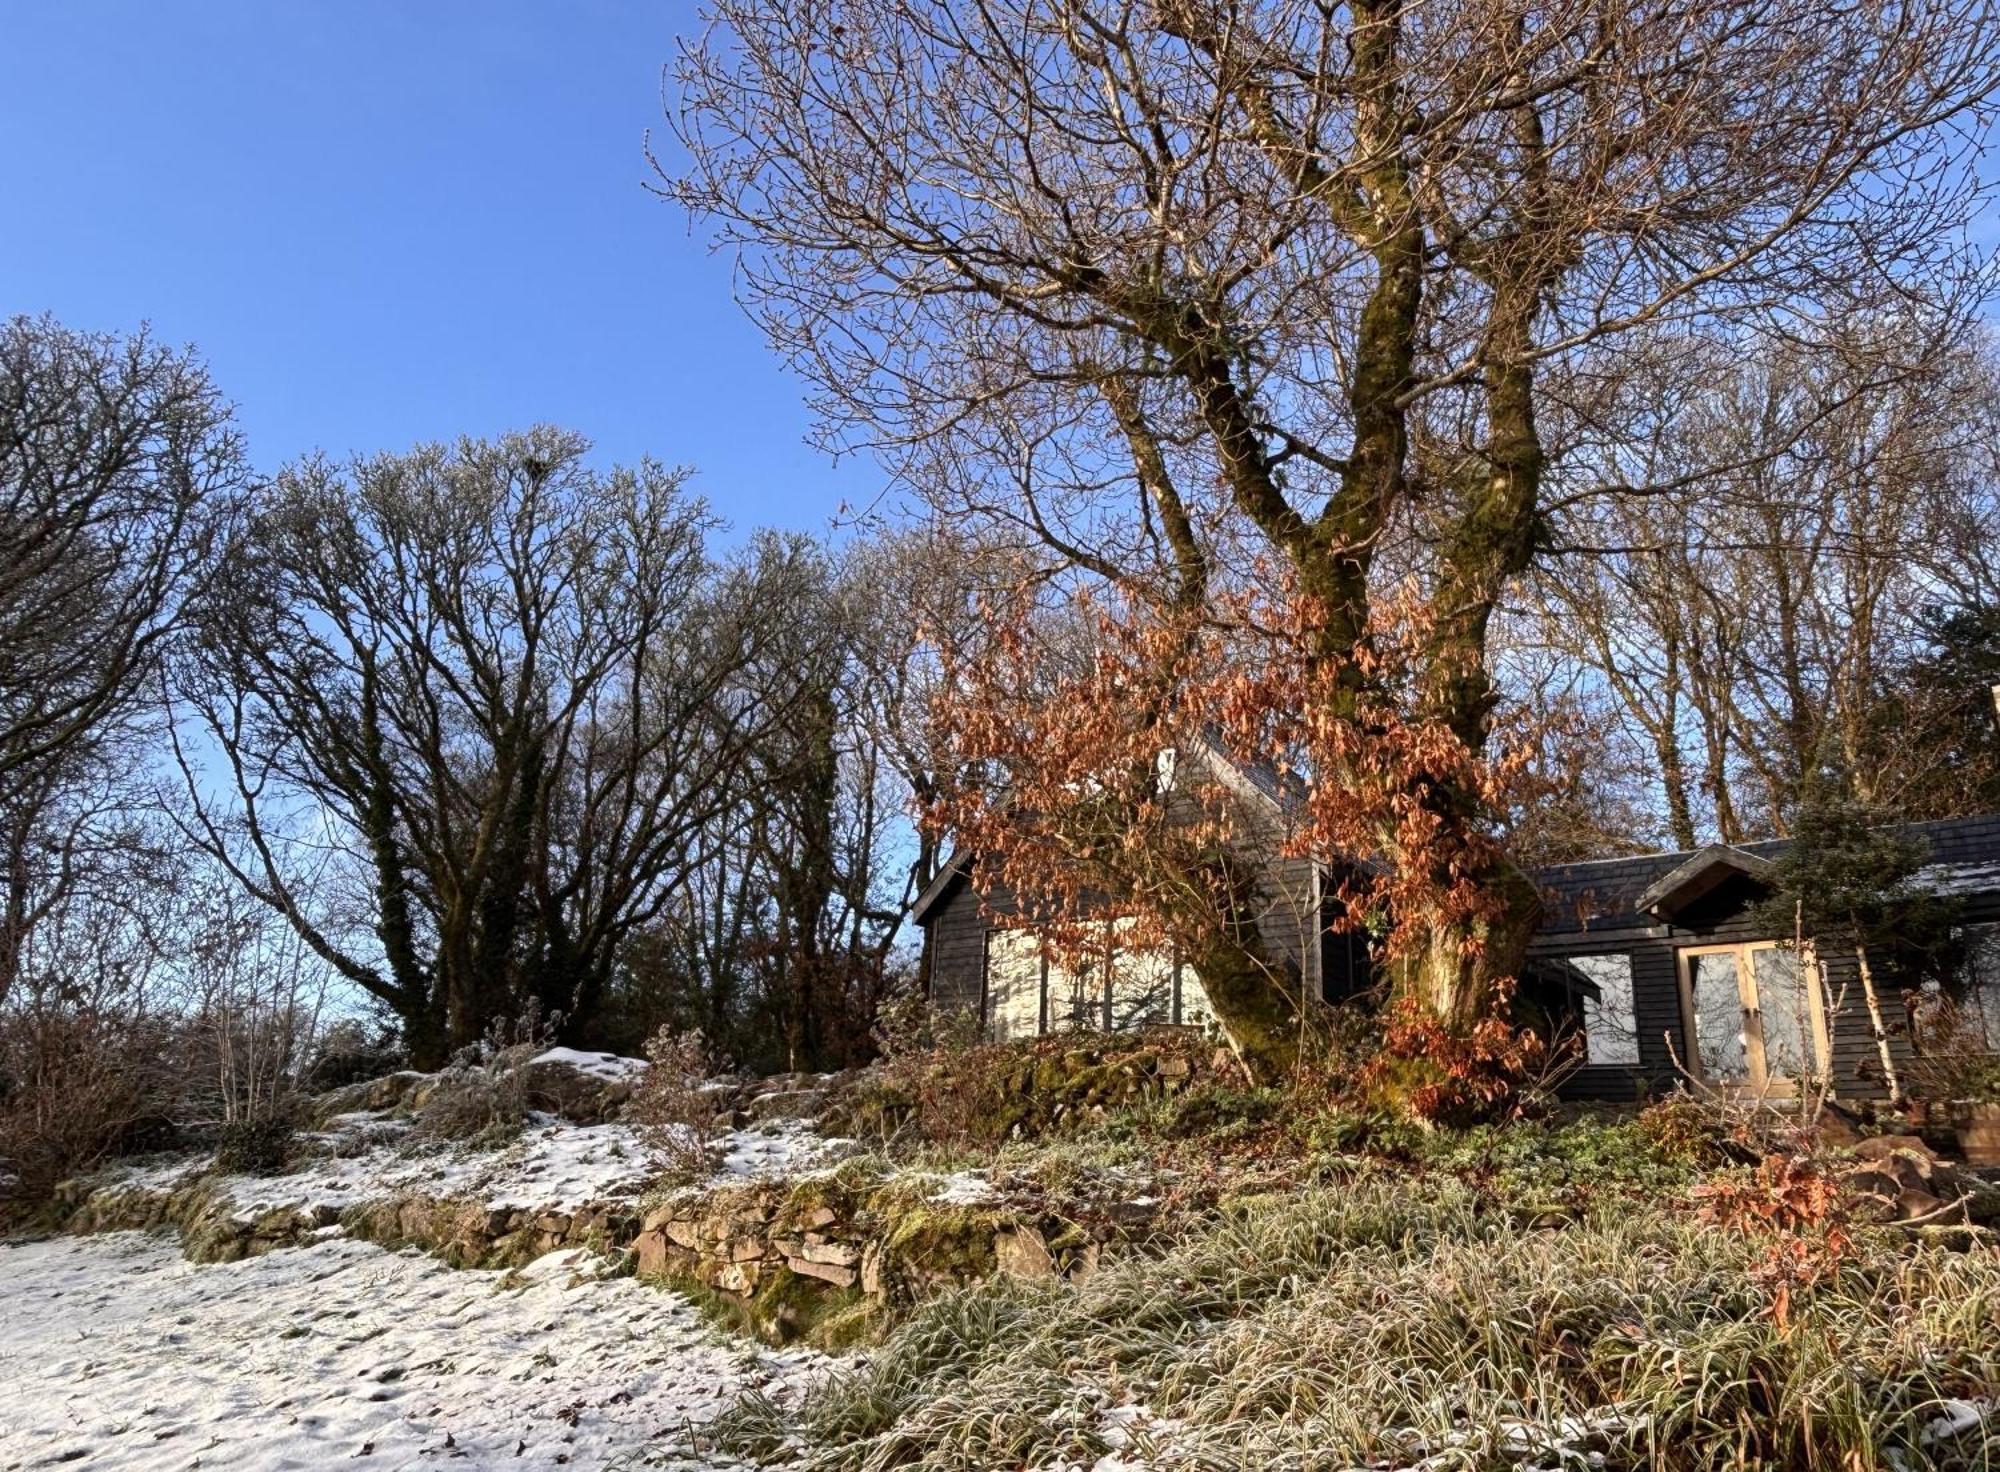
[983,929,1044,1043]
[983,919,1226,1037]
[1570,953,1641,1065]
[1176,962,1214,1030]
[1957,925,2000,1051]
[1687,950,1751,1082]
[1108,924,1174,1031]
[1752,945,1815,1078]
[1048,948,1102,1032]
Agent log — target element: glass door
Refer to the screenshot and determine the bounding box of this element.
[1684,948,1752,1083]
[1677,942,1826,1094]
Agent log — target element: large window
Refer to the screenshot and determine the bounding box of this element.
[1570,954,1641,1066]
[983,919,1215,1038]
[1953,925,2000,1052]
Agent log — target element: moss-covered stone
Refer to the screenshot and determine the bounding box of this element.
[868,1195,1008,1301]
[659,1261,871,1348]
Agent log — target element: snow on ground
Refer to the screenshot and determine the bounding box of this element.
[97,1111,856,1229]
[712,1119,849,1184]
[0,1231,819,1472]
[211,1117,659,1222]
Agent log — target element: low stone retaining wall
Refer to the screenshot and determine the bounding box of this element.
[53,1175,647,1269]
[40,1044,1205,1347]
[629,1166,1126,1344]
[49,1159,1148,1349]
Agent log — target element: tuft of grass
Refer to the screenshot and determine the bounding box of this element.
[690,1176,2000,1471]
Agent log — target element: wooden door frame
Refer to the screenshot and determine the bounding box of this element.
[1674,939,1829,1094]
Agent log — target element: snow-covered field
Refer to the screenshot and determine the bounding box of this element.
[0,1231,818,1472]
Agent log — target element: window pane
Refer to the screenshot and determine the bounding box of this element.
[1960,926,2000,1052]
[1108,925,1174,1031]
[983,929,1044,1042]
[1687,951,1750,1082]
[1177,962,1215,1030]
[1048,950,1102,1032]
[1571,954,1640,1065]
[1751,945,1816,1079]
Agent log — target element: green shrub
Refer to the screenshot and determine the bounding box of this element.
[859,1029,1218,1147]
[1298,1104,1430,1159]
[1634,1091,1735,1166]
[1107,1081,1282,1145]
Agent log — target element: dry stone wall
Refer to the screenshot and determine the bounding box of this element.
[630,1167,1127,1345]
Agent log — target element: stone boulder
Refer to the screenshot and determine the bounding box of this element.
[520,1049,644,1124]
[1844,1135,1998,1226]
[309,1069,433,1125]
[748,1088,828,1123]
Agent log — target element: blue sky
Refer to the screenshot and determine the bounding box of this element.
[0,1,877,534]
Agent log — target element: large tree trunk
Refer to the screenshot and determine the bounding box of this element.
[1397,862,1543,1031]
[1389,260,1546,1032]
[401,1004,452,1074]
[1182,857,1310,1085]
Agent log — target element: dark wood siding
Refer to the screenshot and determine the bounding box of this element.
[924,868,1004,1023]
[1540,937,1685,1105]
[1540,868,2000,1103]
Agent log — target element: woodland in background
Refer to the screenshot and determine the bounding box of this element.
[3,301,1997,1118]
[8,0,2000,1174]
[0,314,1011,1200]
[1518,329,2000,862]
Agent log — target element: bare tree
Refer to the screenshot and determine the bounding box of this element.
[608,526,1009,1071]
[177,875,333,1129]
[1533,327,2000,844]
[174,430,825,1065]
[0,316,245,1004]
[665,0,1998,1063]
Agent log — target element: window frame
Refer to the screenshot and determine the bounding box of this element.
[1566,951,1643,1067]
[1674,939,1830,1094]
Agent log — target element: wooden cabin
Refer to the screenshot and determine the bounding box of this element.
[915,806,2000,1103]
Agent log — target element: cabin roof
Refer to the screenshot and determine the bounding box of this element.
[910,731,1301,926]
[910,846,971,926]
[1531,813,2000,936]
[1631,843,1774,922]
[914,777,2000,940]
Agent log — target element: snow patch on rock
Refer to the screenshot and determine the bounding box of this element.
[712,1117,851,1185]
[531,1046,650,1082]
[928,1170,1000,1206]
